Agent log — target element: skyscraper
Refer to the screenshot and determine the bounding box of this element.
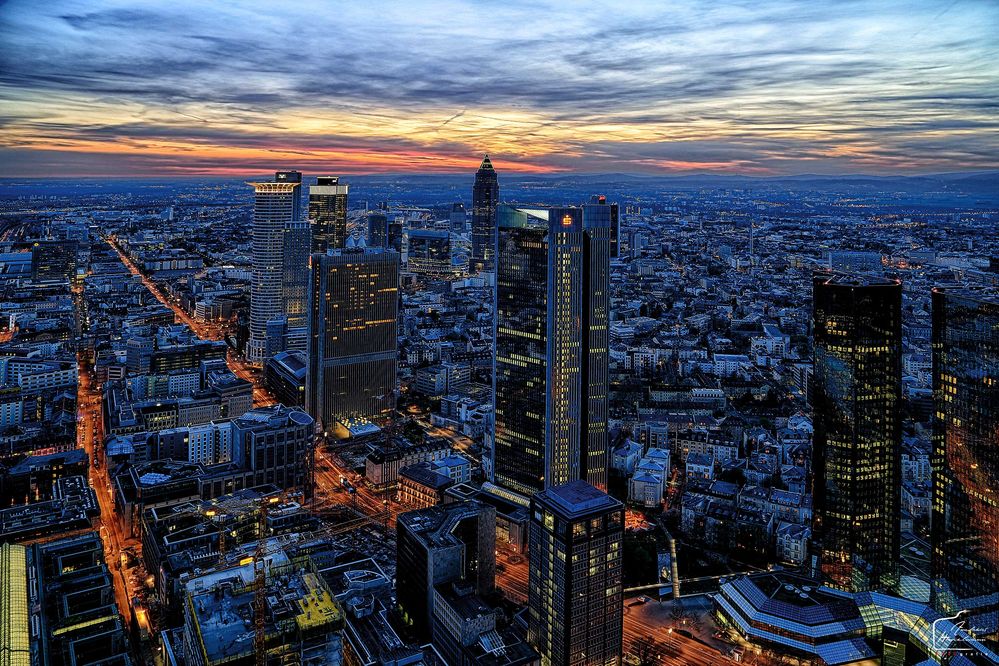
[589,195,620,259]
[308,175,349,253]
[930,288,999,621]
[449,201,467,232]
[810,273,902,593]
[247,170,305,365]
[281,220,311,329]
[528,480,623,666]
[471,155,499,273]
[367,211,403,252]
[306,247,399,432]
[492,204,610,500]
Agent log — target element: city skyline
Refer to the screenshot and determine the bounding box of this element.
[1,3,998,663]
[2,1,999,178]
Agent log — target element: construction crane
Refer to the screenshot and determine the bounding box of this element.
[254,492,284,666]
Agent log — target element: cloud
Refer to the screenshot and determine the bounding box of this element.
[1,0,997,176]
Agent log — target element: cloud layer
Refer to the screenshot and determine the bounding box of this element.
[1,0,998,176]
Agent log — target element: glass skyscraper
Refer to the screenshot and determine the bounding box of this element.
[491,203,610,500]
[528,480,623,666]
[308,175,349,253]
[471,155,498,273]
[810,273,902,593]
[306,247,399,432]
[247,170,305,365]
[931,288,999,624]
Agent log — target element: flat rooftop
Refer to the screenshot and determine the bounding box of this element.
[536,480,622,519]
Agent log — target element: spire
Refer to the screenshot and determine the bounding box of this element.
[478,154,494,171]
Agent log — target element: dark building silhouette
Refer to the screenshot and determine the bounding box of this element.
[810,273,902,593]
[308,175,349,253]
[306,247,399,432]
[407,229,452,277]
[396,500,496,642]
[31,240,78,282]
[471,155,498,272]
[930,288,999,623]
[528,480,623,666]
[367,211,403,252]
[492,204,610,500]
[449,201,467,232]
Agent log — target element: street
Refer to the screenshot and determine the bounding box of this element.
[105,234,276,407]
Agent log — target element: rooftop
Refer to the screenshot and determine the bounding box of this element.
[535,480,622,519]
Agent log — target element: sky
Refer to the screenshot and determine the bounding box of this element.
[1,0,998,178]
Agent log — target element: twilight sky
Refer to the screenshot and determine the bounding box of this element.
[1,0,998,177]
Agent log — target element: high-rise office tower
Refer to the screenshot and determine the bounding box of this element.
[367,211,404,252]
[492,204,610,500]
[306,247,399,432]
[31,240,78,282]
[396,500,496,642]
[528,480,623,666]
[471,155,499,272]
[449,201,467,232]
[281,220,311,329]
[247,170,305,365]
[367,211,389,248]
[930,288,999,620]
[589,195,620,259]
[810,273,902,593]
[308,175,349,253]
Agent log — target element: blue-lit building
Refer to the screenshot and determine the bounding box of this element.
[491,203,610,499]
[714,571,999,665]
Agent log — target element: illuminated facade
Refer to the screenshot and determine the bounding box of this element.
[931,288,999,626]
[471,155,498,272]
[247,170,306,364]
[308,175,349,253]
[810,273,902,593]
[406,229,452,276]
[367,211,403,252]
[281,220,311,330]
[306,247,399,431]
[528,480,623,666]
[492,203,610,499]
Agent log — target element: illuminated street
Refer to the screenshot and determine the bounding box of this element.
[105,233,277,407]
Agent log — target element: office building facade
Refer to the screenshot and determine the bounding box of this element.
[396,500,496,641]
[308,175,349,253]
[407,229,452,276]
[471,155,499,273]
[449,202,467,232]
[930,288,999,622]
[810,274,902,593]
[306,247,399,432]
[528,480,623,666]
[247,170,306,364]
[492,204,610,499]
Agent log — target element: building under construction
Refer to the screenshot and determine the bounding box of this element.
[182,548,343,666]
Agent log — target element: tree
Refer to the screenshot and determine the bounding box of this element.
[632,636,659,666]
